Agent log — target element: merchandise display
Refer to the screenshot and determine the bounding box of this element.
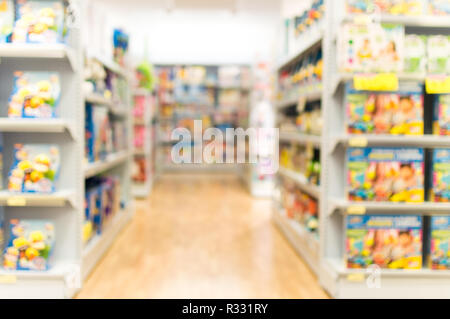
[346,215,423,269]
[430,216,450,269]
[13,0,67,44]
[433,94,450,135]
[280,177,319,234]
[3,219,55,271]
[346,82,423,135]
[280,143,321,186]
[8,72,61,119]
[8,144,60,193]
[346,0,428,15]
[0,0,13,43]
[347,147,424,202]
[339,22,404,73]
[430,149,450,201]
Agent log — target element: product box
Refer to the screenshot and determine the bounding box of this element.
[85,105,111,162]
[13,0,67,44]
[346,82,424,135]
[8,72,60,118]
[404,34,427,73]
[3,219,55,271]
[347,148,424,202]
[346,215,422,269]
[430,149,450,202]
[8,144,60,193]
[430,216,450,270]
[339,23,404,73]
[0,0,14,43]
[429,0,450,15]
[427,35,450,74]
[433,94,450,135]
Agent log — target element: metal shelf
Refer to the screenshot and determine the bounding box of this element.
[329,198,450,216]
[279,131,322,147]
[277,28,323,71]
[343,14,450,28]
[0,262,79,299]
[82,207,134,279]
[276,88,322,109]
[0,43,77,71]
[272,206,320,275]
[321,258,450,299]
[278,167,321,198]
[332,72,426,94]
[0,190,76,208]
[85,93,128,117]
[84,150,130,179]
[333,134,450,151]
[0,118,75,139]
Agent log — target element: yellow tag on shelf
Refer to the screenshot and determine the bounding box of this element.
[354,73,399,92]
[346,273,365,282]
[0,275,17,284]
[425,76,450,94]
[347,206,366,215]
[349,137,368,148]
[7,196,27,207]
[353,14,372,25]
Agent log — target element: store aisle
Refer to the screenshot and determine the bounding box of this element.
[77,173,327,299]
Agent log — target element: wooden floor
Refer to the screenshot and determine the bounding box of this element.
[77,173,328,299]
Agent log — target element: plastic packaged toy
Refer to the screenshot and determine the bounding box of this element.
[347,0,427,15]
[404,34,427,73]
[8,144,60,193]
[429,0,450,15]
[13,0,67,44]
[433,94,450,135]
[347,148,424,202]
[346,0,375,13]
[3,219,55,271]
[430,149,450,202]
[339,22,404,73]
[430,216,450,270]
[346,82,424,135]
[8,72,60,118]
[427,35,450,74]
[346,215,422,269]
[0,0,14,43]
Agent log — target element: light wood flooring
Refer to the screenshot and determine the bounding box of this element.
[77,173,328,299]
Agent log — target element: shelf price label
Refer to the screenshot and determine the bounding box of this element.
[425,75,450,94]
[6,196,27,207]
[349,137,368,148]
[346,273,365,282]
[347,206,366,215]
[353,73,399,92]
[0,275,17,284]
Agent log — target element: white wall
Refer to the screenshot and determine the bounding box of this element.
[88,0,281,66]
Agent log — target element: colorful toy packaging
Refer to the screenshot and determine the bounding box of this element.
[8,144,60,193]
[404,34,427,73]
[0,0,14,43]
[346,0,427,15]
[347,148,424,202]
[85,176,121,239]
[12,0,67,44]
[430,149,450,202]
[339,22,404,73]
[430,216,450,270]
[8,72,60,119]
[429,0,450,15]
[433,94,450,135]
[346,82,424,135]
[85,104,112,163]
[427,35,450,74]
[346,215,422,269]
[3,219,55,271]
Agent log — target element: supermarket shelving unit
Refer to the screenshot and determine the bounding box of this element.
[0,0,133,298]
[275,0,450,298]
[132,88,155,198]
